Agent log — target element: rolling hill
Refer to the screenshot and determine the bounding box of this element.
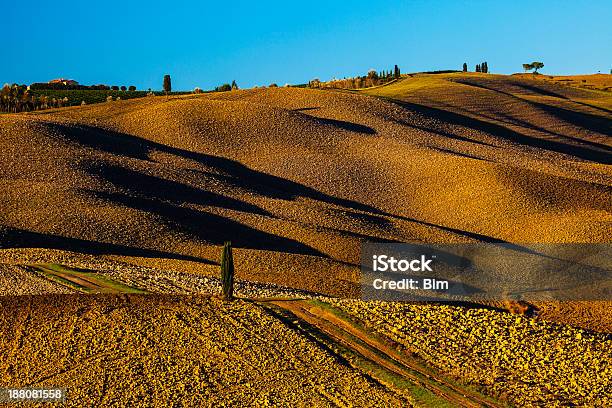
[1,73,610,297]
[1,73,611,406]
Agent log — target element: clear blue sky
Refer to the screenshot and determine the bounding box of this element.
[5,0,611,90]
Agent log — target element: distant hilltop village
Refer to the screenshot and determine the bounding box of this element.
[28,78,86,91]
[48,78,79,86]
[27,79,135,91]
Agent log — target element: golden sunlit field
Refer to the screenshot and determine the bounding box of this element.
[1,73,610,406]
[513,73,612,92]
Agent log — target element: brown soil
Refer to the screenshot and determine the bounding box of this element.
[0,295,407,407]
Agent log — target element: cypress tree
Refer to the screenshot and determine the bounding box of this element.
[463,62,468,72]
[163,74,171,95]
[476,64,481,72]
[220,242,235,300]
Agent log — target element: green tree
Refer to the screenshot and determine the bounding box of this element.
[463,62,467,72]
[523,62,544,73]
[476,64,481,72]
[163,74,171,94]
[394,64,400,78]
[231,80,238,90]
[531,62,544,73]
[128,85,136,91]
[220,242,235,300]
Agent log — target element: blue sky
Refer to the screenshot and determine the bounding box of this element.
[5,1,611,90]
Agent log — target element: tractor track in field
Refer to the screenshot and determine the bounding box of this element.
[264,299,504,408]
[28,264,148,294]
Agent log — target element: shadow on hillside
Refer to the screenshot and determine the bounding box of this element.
[54,124,150,161]
[52,123,383,214]
[392,100,612,164]
[88,164,270,216]
[510,81,612,115]
[291,107,377,135]
[92,191,324,257]
[0,228,213,263]
[311,116,377,135]
[477,80,612,134]
[429,146,493,162]
[451,80,612,153]
[530,101,612,138]
[510,81,570,99]
[86,166,326,255]
[454,77,571,99]
[292,107,320,112]
[394,116,498,147]
[45,122,535,250]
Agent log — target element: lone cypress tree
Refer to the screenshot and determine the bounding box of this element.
[463,62,468,72]
[394,64,400,78]
[163,74,171,95]
[220,242,235,300]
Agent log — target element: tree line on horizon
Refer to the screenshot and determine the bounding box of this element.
[0,82,183,113]
[310,65,401,89]
[0,84,71,113]
[462,62,489,73]
[1,73,239,113]
[30,82,137,91]
[213,80,239,92]
[4,62,565,114]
